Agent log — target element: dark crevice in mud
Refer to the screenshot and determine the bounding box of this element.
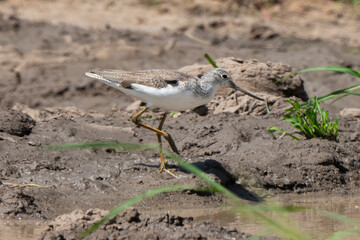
[263,182,308,192]
[282,87,309,101]
[318,159,349,174]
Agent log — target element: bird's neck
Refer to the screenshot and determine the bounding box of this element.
[194,79,218,98]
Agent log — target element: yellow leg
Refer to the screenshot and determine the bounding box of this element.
[131,108,179,154]
[131,108,179,177]
[157,113,166,173]
[156,113,177,177]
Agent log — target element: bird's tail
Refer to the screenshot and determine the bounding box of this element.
[85,70,122,89]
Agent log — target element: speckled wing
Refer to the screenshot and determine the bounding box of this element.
[86,69,197,89]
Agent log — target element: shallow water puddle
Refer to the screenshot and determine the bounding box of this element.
[0,219,47,240]
[155,195,360,239]
[231,195,360,239]
[280,195,360,239]
[2,195,360,239]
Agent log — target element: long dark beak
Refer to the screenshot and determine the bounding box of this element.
[230,81,264,101]
[236,86,264,101]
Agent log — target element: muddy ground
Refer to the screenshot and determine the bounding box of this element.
[0,0,360,239]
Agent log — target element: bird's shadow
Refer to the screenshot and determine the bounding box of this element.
[136,159,262,203]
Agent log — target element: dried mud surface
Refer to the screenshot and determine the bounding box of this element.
[0,0,360,239]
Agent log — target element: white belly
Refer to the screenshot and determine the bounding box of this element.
[120,84,214,112]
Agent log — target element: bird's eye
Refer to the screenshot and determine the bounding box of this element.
[222,74,228,79]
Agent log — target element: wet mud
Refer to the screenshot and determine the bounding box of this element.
[0,0,359,239]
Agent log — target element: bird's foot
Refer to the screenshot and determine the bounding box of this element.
[159,165,178,179]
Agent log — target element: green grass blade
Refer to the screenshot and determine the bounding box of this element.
[265,100,270,114]
[267,126,301,140]
[271,96,339,141]
[277,66,360,83]
[330,91,360,104]
[249,228,273,240]
[44,141,158,152]
[327,230,360,240]
[294,84,360,109]
[205,53,219,68]
[169,111,177,118]
[315,84,360,103]
[296,66,360,78]
[241,204,307,213]
[321,210,360,228]
[278,66,360,110]
[141,116,157,121]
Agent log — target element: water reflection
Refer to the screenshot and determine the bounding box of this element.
[1,195,360,240]
[283,196,360,239]
[0,220,47,240]
[162,195,360,239]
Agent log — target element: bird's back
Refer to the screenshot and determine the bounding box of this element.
[85,69,197,89]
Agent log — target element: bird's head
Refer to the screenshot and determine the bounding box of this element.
[206,68,264,101]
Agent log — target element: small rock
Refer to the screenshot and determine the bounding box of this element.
[340,108,360,118]
[0,109,36,137]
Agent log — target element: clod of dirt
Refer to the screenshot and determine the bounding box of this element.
[0,109,36,136]
[249,24,279,40]
[0,185,43,218]
[208,93,279,116]
[340,108,360,118]
[40,208,251,240]
[0,13,21,32]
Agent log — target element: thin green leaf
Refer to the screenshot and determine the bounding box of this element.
[141,117,157,121]
[278,66,360,83]
[81,184,203,239]
[301,84,360,107]
[326,230,360,240]
[265,100,270,114]
[169,112,177,118]
[321,210,360,228]
[267,126,301,140]
[44,141,158,152]
[296,66,360,78]
[239,204,307,213]
[330,91,360,104]
[204,53,219,68]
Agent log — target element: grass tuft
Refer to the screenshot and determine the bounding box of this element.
[269,97,339,141]
[270,65,360,140]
